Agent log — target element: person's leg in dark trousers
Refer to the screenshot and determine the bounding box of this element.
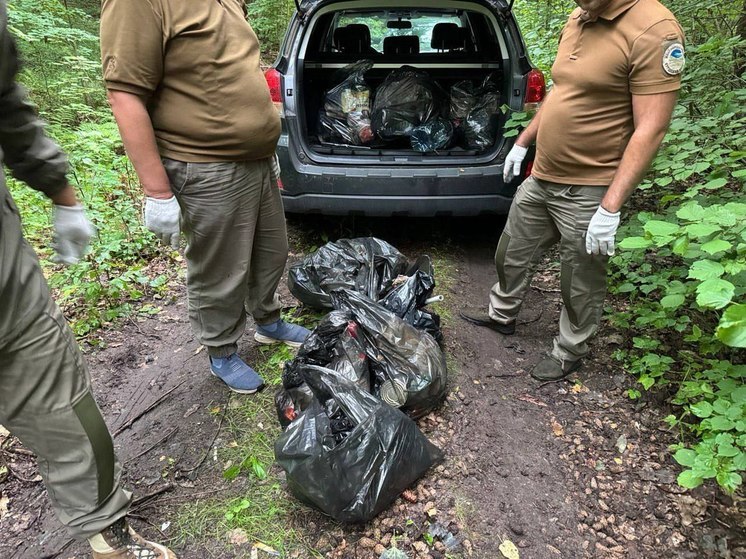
[546,185,609,367]
[0,201,130,538]
[488,176,561,325]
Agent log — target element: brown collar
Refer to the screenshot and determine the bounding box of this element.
[599,0,639,20]
[574,0,639,22]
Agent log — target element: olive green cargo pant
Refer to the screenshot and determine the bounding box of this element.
[0,191,130,539]
[489,176,609,366]
[163,157,288,358]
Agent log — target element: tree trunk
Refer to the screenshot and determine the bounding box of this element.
[736,0,746,76]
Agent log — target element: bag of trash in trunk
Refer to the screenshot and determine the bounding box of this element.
[463,76,501,151]
[410,117,454,153]
[331,289,448,419]
[318,60,374,145]
[288,238,410,309]
[371,67,443,142]
[275,366,443,523]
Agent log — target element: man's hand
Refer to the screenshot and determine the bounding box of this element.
[52,204,95,264]
[144,196,180,248]
[503,144,528,183]
[586,206,621,256]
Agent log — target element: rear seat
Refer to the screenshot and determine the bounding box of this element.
[334,24,377,55]
[431,22,470,53]
[383,36,420,55]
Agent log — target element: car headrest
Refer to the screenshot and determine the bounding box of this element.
[334,24,372,54]
[383,35,420,55]
[431,22,468,51]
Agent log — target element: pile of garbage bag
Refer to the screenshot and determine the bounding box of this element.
[316,61,501,152]
[276,236,448,523]
[275,367,443,523]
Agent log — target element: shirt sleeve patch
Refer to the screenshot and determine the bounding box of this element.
[662,42,685,75]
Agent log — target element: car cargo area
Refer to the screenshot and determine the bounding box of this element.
[297,6,510,160]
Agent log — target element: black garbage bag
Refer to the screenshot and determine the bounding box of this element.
[331,289,448,418]
[379,256,442,342]
[463,76,501,151]
[318,60,374,145]
[410,117,454,153]
[371,67,443,142]
[288,238,409,309]
[275,366,443,523]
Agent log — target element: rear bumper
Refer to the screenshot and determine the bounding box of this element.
[276,134,527,217]
[281,192,514,216]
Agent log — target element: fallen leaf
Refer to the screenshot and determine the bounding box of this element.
[499,539,520,559]
[253,542,280,556]
[401,489,417,503]
[551,420,564,437]
[0,495,9,519]
[614,458,623,465]
[426,507,438,518]
[616,434,627,454]
[571,383,588,394]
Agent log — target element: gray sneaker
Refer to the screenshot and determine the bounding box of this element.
[255,319,311,348]
[209,354,265,394]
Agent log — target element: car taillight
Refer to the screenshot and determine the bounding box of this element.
[524,68,546,112]
[264,68,283,114]
[524,160,534,179]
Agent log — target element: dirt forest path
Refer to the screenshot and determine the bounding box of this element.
[0,217,742,559]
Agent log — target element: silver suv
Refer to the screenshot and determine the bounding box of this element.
[265,0,545,216]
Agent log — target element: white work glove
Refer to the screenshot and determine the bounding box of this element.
[269,154,281,182]
[144,196,180,249]
[503,144,528,183]
[585,206,621,256]
[52,204,95,265]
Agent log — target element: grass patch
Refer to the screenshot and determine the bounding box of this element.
[429,249,459,327]
[170,342,320,556]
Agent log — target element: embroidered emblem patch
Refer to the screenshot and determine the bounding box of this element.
[662,42,685,75]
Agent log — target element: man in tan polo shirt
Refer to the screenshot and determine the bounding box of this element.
[100,0,310,394]
[462,0,685,380]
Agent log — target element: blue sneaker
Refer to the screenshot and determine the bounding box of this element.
[254,319,310,348]
[209,354,265,394]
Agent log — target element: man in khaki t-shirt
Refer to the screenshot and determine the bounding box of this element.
[100,0,309,394]
[462,0,684,380]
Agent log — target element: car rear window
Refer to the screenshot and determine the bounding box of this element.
[331,10,473,55]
